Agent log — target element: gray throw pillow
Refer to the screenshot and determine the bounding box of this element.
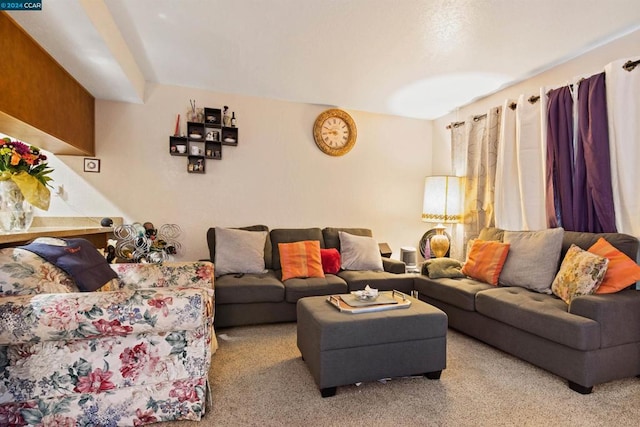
[214,228,268,277]
[425,258,465,279]
[499,228,564,294]
[339,231,383,271]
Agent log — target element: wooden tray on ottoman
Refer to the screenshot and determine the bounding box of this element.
[327,290,412,313]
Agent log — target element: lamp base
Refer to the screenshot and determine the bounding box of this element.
[419,228,452,259]
[430,234,450,258]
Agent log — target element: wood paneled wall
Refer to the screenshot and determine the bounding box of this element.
[0,12,95,155]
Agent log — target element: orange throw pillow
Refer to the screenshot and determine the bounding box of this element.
[588,237,640,294]
[461,240,510,285]
[278,240,325,281]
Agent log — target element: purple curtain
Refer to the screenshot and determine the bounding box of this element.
[546,86,574,229]
[574,72,617,232]
[546,73,617,232]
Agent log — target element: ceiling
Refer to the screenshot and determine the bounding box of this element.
[9,0,640,119]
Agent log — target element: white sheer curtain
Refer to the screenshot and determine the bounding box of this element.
[605,59,640,238]
[494,92,547,231]
[451,107,500,258]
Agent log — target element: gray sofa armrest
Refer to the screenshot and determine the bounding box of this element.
[382,257,405,274]
[569,290,640,347]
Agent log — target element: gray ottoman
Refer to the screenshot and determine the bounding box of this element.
[297,295,447,397]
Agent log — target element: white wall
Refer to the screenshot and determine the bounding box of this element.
[43,83,433,261]
[431,28,640,174]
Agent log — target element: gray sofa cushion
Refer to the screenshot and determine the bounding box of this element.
[475,287,600,351]
[478,227,505,241]
[283,274,348,302]
[414,276,493,311]
[499,228,564,294]
[207,225,273,269]
[562,230,638,261]
[338,271,415,293]
[270,228,324,270]
[215,270,284,304]
[322,227,372,250]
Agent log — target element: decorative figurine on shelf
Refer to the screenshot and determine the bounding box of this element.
[111,222,182,263]
[231,111,237,127]
[223,106,231,127]
[188,99,198,122]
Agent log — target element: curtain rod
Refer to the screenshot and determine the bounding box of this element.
[508,95,540,111]
[623,59,640,71]
[443,58,635,130]
[445,114,487,129]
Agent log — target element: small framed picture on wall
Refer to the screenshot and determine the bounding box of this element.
[84,158,101,173]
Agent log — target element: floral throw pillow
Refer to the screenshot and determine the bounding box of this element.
[0,247,77,295]
[551,244,609,304]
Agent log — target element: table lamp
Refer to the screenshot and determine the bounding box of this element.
[421,176,463,258]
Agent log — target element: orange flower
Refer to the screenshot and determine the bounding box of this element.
[10,153,21,166]
[22,153,36,165]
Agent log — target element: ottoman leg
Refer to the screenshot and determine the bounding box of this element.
[320,387,336,398]
[424,370,442,380]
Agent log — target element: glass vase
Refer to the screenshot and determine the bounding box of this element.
[0,179,34,232]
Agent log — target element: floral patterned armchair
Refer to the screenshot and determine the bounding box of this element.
[0,246,215,426]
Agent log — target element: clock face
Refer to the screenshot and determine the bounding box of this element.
[320,117,349,149]
[313,109,357,156]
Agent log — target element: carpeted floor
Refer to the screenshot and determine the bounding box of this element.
[164,323,640,426]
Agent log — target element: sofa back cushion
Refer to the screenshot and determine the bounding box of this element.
[478,227,505,242]
[270,228,324,270]
[562,230,638,261]
[322,227,373,250]
[207,225,272,270]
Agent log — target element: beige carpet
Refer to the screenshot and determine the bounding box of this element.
[163,323,640,426]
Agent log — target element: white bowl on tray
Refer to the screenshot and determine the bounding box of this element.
[351,285,379,301]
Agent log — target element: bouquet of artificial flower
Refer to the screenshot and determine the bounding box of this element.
[0,137,54,210]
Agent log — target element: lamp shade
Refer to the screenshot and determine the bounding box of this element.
[421,176,463,223]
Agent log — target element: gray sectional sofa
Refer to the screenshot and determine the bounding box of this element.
[207,226,413,328]
[208,224,640,393]
[414,228,640,394]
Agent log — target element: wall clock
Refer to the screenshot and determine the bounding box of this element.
[313,109,357,156]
